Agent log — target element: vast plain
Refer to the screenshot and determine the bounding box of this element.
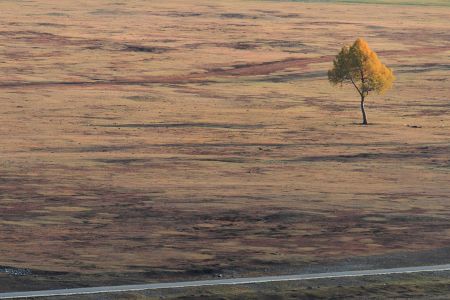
[0,0,449,296]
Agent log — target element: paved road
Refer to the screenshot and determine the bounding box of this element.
[1,264,450,299]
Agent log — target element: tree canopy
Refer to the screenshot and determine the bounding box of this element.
[328,38,395,124]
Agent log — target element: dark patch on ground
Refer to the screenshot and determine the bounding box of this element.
[265,40,309,49]
[194,157,254,164]
[395,63,450,74]
[0,30,82,46]
[220,13,257,19]
[166,12,203,18]
[229,42,258,50]
[30,145,139,153]
[256,71,325,83]
[85,41,171,54]
[286,145,450,164]
[123,44,169,54]
[96,123,266,129]
[94,158,148,165]
[206,56,331,77]
[262,211,324,223]
[45,12,68,17]
[125,95,159,102]
[36,23,68,28]
[275,13,303,18]
[89,9,136,16]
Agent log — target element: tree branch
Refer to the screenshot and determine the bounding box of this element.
[349,77,362,96]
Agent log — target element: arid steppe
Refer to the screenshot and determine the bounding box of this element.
[0,0,449,293]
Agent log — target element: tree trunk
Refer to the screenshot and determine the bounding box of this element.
[360,95,368,125]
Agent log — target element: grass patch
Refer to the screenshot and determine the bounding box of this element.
[48,272,450,299]
[271,0,450,7]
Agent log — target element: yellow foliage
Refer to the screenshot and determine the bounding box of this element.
[328,38,395,124]
[328,38,395,96]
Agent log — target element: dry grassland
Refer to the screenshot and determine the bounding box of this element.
[0,0,449,291]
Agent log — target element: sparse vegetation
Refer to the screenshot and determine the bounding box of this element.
[284,0,450,7]
[0,0,449,297]
[44,272,450,300]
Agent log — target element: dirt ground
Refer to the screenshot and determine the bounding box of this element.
[0,0,449,292]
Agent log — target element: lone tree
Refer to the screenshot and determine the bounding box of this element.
[328,38,395,125]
